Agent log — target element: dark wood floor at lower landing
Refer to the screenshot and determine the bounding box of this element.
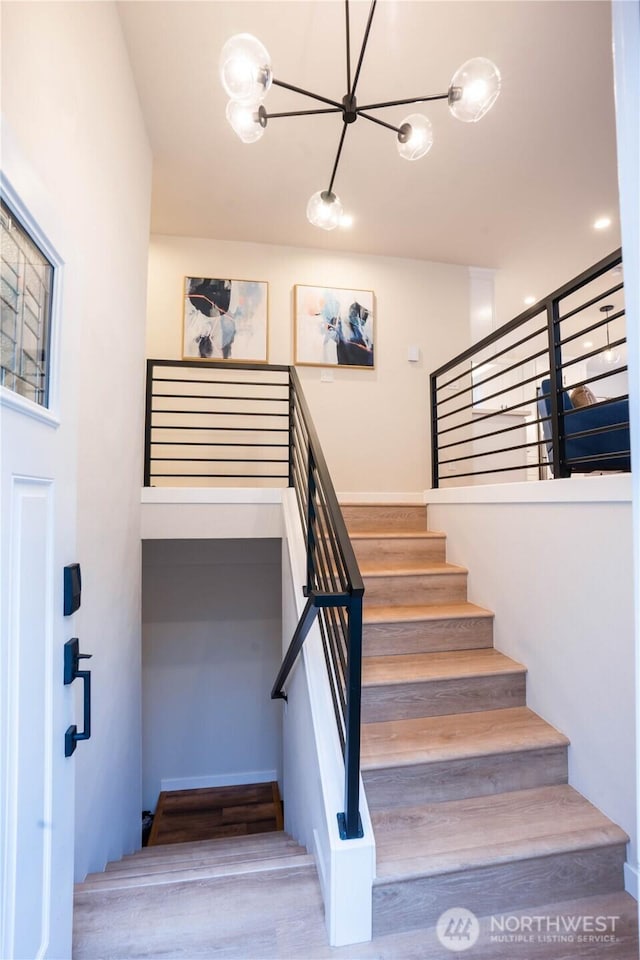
[147,781,284,846]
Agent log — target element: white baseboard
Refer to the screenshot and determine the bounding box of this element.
[624,861,639,899]
[160,769,278,792]
[337,491,426,505]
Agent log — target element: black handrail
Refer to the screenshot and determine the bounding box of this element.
[430,249,629,486]
[143,359,365,841]
[272,366,364,841]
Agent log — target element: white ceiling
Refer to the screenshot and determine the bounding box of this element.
[118,0,622,321]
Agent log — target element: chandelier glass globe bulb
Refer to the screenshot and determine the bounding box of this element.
[219,33,273,105]
[397,114,433,161]
[225,101,265,144]
[448,57,501,123]
[306,190,343,230]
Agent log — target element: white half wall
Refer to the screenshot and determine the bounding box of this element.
[141,538,283,811]
[428,477,637,890]
[281,490,375,946]
[1,1,152,881]
[146,235,471,494]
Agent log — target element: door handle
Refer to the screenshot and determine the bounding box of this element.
[64,638,92,757]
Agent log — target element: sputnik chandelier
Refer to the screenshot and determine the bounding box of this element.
[219,0,501,230]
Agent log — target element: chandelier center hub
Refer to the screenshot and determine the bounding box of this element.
[342,94,358,124]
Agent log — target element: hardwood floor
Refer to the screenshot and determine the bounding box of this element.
[147,782,283,846]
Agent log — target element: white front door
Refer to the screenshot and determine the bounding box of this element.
[0,175,78,960]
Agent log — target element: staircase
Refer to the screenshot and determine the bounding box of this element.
[344,503,629,936]
[73,831,315,957]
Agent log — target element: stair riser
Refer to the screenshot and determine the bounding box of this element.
[373,844,626,937]
[363,616,493,656]
[353,537,446,565]
[361,672,526,723]
[364,573,467,606]
[342,505,427,533]
[364,746,568,809]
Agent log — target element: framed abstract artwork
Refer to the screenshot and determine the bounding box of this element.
[294,284,375,368]
[183,276,268,362]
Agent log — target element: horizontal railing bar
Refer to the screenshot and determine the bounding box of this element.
[563,394,629,415]
[438,371,548,428]
[153,393,289,402]
[442,460,546,480]
[150,456,288,463]
[150,441,290,447]
[560,337,627,370]
[439,415,548,451]
[561,420,630,441]
[559,310,626,349]
[566,448,630,464]
[558,282,624,322]
[150,358,290,372]
[437,328,548,404]
[469,347,549,398]
[149,472,289,479]
[432,248,622,381]
[153,377,289,389]
[439,438,544,466]
[562,365,628,393]
[150,425,288,432]
[152,408,289,417]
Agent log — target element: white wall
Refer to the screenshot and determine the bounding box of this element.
[612,0,640,900]
[1,1,152,880]
[141,539,282,810]
[428,478,637,889]
[146,236,470,495]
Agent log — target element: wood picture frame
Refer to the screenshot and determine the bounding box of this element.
[183,276,268,362]
[294,284,375,369]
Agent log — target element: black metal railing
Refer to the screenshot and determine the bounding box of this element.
[431,249,630,486]
[272,366,364,841]
[144,359,291,486]
[143,359,364,840]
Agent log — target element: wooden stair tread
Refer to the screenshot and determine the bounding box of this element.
[363,602,493,624]
[77,852,316,893]
[360,560,467,577]
[350,530,445,541]
[361,706,568,769]
[362,648,525,685]
[124,829,293,861]
[372,785,629,882]
[107,841,307,878]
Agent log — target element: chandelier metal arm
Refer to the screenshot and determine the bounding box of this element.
[357,111,402,135]
[327,122,350,197]
[357,92,450,112]
[349,0,377,100]
[272,78,343,110]
[263,107,343,120]
[345,0,352,93]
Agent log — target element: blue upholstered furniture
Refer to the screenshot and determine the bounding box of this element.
[539,378,631,474]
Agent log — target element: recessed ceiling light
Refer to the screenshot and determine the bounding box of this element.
[339,213,353,229]
[593,216,611,230]
[583,340,593,348]
[478,306,493,319]
[524,295,536,306]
